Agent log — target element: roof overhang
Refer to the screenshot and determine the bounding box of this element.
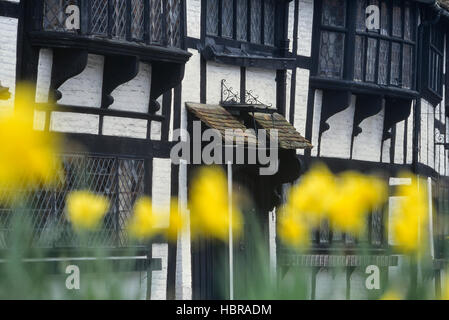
[185,103,313,151]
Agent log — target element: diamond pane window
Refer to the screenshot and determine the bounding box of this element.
[91,0,108,35]
[222,0,234,39]
[236,0,248,41]
[150,0,163,44]
[402,44,413,89]
[392,1,402,38]
[166,0,182,47]
[319,0,416,90]
[380,1,389,36]
[404,2,414,41]
[43,0,79,32]
[250,0,262,44]
[131,0,145,40]
[264,0,275,46]
[366,38,378,82]
[378,40,389,85]
[318,31,345,78]
[354,36,365,81]
[356,0,366,31]
[322,0,346,27]
[111,0,127,39]
[390,42,401,86]
[0,155,146,249]
[206,0,219,36]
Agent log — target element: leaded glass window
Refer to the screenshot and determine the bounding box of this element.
[424,24,444,100]
[318,31,345,78]
[205,0,277,47]
[264,0,275,46]
[222,0,234,39]
[322,0,346,27]
[320,0,417,89]
[250,0,262,44]
[236,0,248,41]
[43,0,79,32]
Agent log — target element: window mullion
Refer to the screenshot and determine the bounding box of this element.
[218,0,223,37]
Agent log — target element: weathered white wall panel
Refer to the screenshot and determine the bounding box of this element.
[320,95,355,159]
[0,15,18,109]
[207,62,240,105]
[311,90,322,157]
[298,0,314,57]
[246,68,277,106]
[352,104,385,162]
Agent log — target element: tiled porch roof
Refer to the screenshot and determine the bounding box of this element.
[185,102,312,150]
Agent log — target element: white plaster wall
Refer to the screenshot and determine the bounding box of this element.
[420,99,429,166]
[186,0,201,39]
[394,120,405,164]
[0,15,18,109]
[406,105,414,165]
[206,62,240,104]
[352,103,385,162]
[311,89,322,157]
[382,138,391,163]
[246,67,277,107]
[320,95,356,159]
[293,68,310,156]
[298,0,314,57]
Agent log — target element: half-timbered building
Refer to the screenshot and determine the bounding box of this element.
[2,0,449,300]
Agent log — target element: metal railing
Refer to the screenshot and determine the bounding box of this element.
[41,0,183,48]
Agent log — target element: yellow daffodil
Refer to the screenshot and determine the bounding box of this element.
[288,164,337,227]
[0,83,62,201]
[391,174,428,254]
[166,198,186,241]
[66,190,110,231]
[380,290,402,300]
[278,205,309,249]
[189,166,242,241]
[328,172,387,236]
[128,197,160,240]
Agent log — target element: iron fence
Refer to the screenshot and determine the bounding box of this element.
[0,154,146,249]
[42,0,183,48]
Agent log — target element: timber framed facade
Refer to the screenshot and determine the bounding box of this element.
[2,0,449,300]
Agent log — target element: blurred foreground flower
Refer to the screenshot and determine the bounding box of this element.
[288,164,336,227]
[278,205,309,249]
[189,166,242,241]
[391,175,428,254]
[66,190,109,231]
[380,290,402,300]
[166,198,186,241]
[328,172,387,236]
[0,83,62,200]
[128,197,160,240]
[283,164,388,242]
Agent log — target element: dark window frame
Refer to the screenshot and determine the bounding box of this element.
[202,0,283,55]
[312,0,419,97]
[423,22,445,106]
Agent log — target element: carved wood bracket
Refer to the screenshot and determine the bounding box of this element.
[320,90,352,136]
[352,94,383,137]
[149,62,185,113]
[50,48,88,101]
[101,55,140,109]
[383,97,412,141]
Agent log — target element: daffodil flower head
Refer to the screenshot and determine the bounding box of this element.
[128,197,160,240]
[288,163,337,227]
[189,166,242,241]
[66,190,110,231]
[278,205,310,249]
[0,82,63,201]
